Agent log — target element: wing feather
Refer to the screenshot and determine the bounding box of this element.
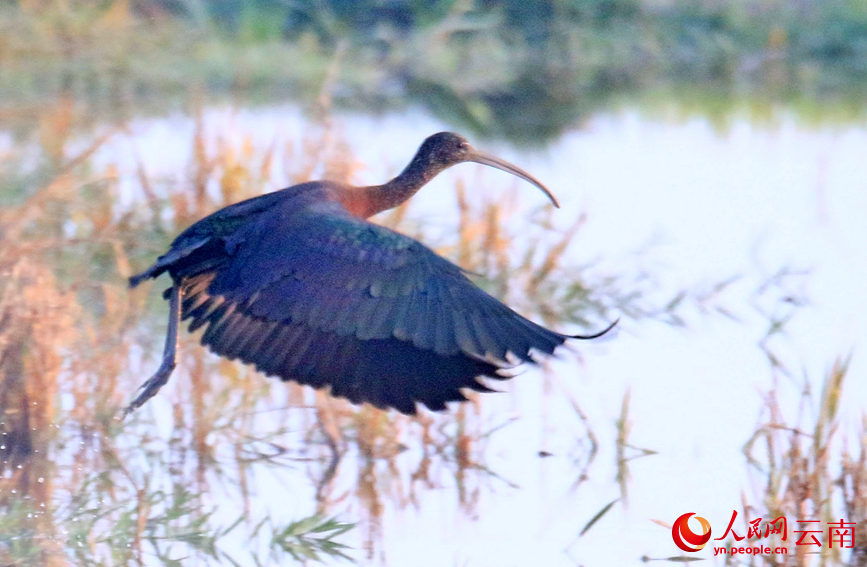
[200,303,236,344]
[240,320,279,361]
[216,314,254,359]
[253,326,295,375]
[159,196,587,414]
[187,296,224,332]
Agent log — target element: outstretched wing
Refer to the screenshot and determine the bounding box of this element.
[178,200,571,413]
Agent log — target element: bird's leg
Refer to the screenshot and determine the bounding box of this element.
[121,284,185,418]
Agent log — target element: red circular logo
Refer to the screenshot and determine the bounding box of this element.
[672,512,712,552]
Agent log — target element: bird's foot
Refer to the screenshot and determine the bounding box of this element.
[119,360,176,420]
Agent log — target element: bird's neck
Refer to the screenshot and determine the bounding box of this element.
[356,156,448,218]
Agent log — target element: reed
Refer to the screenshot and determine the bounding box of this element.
[0,99,858,565]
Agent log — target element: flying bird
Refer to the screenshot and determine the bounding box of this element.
[125,132,614,417]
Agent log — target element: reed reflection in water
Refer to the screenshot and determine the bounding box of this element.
[1,102,866,566]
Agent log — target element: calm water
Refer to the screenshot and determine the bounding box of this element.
[76,105,865,565]
[4,4,867,563]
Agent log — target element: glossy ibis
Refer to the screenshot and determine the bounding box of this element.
[125,132,615,417]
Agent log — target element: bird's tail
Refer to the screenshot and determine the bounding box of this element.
[129,236,212,289]
[129,265,161,288]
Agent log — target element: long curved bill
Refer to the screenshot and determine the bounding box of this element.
[467,149,560,208]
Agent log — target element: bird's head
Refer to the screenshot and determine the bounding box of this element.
[419,132,473,165]
[417,132,560,208]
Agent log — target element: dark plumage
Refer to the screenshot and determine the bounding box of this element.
[125,132,615,417]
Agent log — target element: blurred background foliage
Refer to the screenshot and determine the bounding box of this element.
[2,0,867,142]
[1,1,866,565]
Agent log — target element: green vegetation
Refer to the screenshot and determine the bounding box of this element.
[1,2,865,565]
[2,0,867,141]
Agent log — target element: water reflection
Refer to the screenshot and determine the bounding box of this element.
[2,2,867,564]
[1,93,866,564]
[0,112,631,565]
[3,2,867,144]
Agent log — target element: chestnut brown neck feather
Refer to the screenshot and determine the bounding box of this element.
[344,153,452,218]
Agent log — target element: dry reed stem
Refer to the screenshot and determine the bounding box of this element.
[0,106,627,564]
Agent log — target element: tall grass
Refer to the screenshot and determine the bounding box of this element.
[0,99,639,564]
[719,270,866,566]
[0,96,861,564]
